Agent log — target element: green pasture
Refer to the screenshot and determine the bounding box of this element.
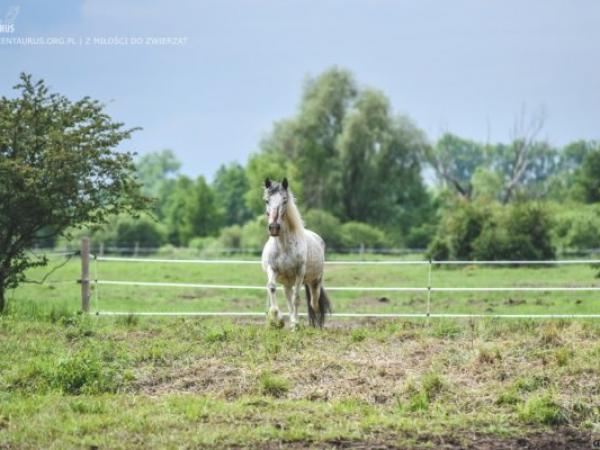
[0,309,598,449]
[7,253,600,316]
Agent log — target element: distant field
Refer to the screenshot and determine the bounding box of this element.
[7,252,600,316]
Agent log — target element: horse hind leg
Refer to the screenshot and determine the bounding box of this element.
[306,281,321,328]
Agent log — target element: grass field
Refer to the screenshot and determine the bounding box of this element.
[1,253,599,448]
[7,252,600,316]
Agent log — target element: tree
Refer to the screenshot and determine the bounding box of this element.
[135,149,181,198]
[337,89,431,238]
[425,133,487,198]
[252,68,431,238]
[574,147,600,203]
[212,162,252,226]
[0,74,148,312]
[162,175,221,245]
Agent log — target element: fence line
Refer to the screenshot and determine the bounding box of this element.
[85,240,600,320]
[94,311,600,319]
[95,256,600,265]
[96,279,600,293]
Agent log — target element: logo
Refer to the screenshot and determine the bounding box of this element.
[0,6,19,33]
[592,426,600,449]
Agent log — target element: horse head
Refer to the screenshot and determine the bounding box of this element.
[264,178,289,237]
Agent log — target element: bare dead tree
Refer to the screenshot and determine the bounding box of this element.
[501,105,546,204]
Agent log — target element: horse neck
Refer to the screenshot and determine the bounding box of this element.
[278,199,304,247]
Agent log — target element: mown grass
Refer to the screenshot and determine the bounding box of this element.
[1,301,599,448]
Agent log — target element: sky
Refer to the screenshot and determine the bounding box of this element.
[1,0,599,180]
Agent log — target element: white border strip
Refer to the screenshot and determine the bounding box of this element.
[93,311,600,319]
[96,256,600,265]
[96,280,600,292]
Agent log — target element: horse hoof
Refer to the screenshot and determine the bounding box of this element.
[268,318,285,329]
[267,309,284,329]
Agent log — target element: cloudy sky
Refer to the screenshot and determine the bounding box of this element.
[1,0,599,179]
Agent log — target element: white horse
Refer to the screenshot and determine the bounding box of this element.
[261,178,331,329]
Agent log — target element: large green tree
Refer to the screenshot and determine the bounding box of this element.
[212,162,253,226]
[425,133,487,198]
[162,175,221,245]
[135,149,180,198]
[251,67,430,241]
[0,74,148,312]
[574,145,600,203]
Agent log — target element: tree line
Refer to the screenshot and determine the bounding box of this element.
[85,68,599,255]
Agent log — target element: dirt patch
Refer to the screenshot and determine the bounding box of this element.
[504,298,527,306]
[132,358,254,398]
[233,428,590,449]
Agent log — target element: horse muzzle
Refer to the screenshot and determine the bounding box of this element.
[268,223,281,236]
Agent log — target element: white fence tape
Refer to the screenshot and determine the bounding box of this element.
[94,311,600,319]
[96,256,600,265]
[96,279,600,293]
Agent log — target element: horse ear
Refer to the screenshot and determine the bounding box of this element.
[265,178,271,189]
[282,178,288,190]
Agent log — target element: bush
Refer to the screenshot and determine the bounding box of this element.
[405,223,437,249]
[241,215,268,252]
[554,205,600,252]
[427,200,555,261]
[114,215,166,248]
[340,221,387,249]
[303,209,343,249]
[218,224,243,249]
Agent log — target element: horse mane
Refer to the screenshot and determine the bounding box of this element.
[285,191,304,235]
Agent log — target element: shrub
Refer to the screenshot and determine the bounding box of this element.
[218,224,243,250]
[188,236,220,252]
[553,205,600,252]
[405,223,437,249]
[114,216,166,248]
[241,216,268,252]
[427,200,555,261]
[303,209,343,249]
[427,236,450,261]
[340,221,387,249]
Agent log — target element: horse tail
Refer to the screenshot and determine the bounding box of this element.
[305,284,332,328]
[317,287,332,328]
[305,284,317,328]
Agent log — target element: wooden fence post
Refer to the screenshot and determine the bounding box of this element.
[81,237,90,313]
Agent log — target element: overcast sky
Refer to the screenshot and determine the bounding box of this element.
[1,0,599,179]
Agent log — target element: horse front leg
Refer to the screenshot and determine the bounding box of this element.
[290,276,303,330]
[284,285,294,324]
[266,266,283,328]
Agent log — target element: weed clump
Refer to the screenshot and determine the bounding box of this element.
[514,375,550,393]
[477,346,502,364]
[259,371,290,397]
[397,372,446,412]
[517,393,569,425]
[204,327,230,343]
[351,329,366,343]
